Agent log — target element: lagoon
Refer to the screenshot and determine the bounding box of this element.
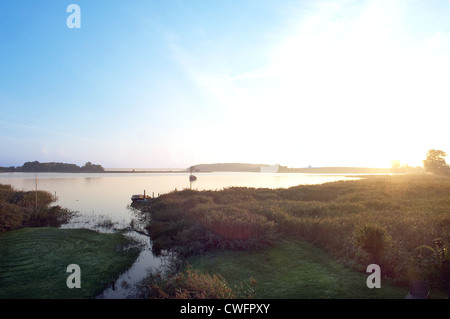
[0,171,361,224]
[0,171,361,298]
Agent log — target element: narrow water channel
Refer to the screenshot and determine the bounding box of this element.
[96,231,172,299]
[60,208,172,299]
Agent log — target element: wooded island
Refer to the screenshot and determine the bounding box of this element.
[0,161,105,173]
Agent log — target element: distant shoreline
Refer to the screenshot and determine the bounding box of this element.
[0,169,407,175]
[1,161,423,175]
[103,168,394,174]
[0,169,212,174]
[103,170,212,174]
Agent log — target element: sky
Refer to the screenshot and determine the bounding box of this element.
[1,0,450,169]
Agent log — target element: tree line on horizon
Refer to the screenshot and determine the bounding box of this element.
[0,161,105,173]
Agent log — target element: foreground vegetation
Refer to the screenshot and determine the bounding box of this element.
[0,184,75,233]
[137,174,450,297]
[0,227,140,298]
[0,184,141,299]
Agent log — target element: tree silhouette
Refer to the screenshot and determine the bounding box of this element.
[391,160,401,169]
[423,149,450,175]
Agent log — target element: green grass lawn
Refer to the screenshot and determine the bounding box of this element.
[0,227,141,299]
[188,239,410,299]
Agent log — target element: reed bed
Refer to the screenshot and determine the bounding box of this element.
[140,174,450,292]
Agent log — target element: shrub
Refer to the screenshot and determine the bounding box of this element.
[0,201,22,232]
[141,266,245,299]
[413,244,440,282]
[0,184,75,232]
[353,223,391,265]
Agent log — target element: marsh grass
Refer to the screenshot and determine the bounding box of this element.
[140,174,450,295]
[60,212,130,233]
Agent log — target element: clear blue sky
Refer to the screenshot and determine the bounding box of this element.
[1,0,450,168]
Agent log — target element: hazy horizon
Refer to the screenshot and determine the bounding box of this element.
[2,1,450,169]
[2,160,416,171]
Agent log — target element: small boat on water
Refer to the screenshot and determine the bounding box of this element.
[131,190,152,203]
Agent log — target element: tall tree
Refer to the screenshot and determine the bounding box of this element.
[423,149,450,175]
[391,160,401,172]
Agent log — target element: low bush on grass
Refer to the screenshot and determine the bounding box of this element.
[138,265,256,299]
[0,184,75,232]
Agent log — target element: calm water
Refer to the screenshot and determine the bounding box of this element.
[0,171,361,223]
[0,171,360,298]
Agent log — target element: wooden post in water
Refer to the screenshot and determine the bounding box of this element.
[35,174,38,211]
